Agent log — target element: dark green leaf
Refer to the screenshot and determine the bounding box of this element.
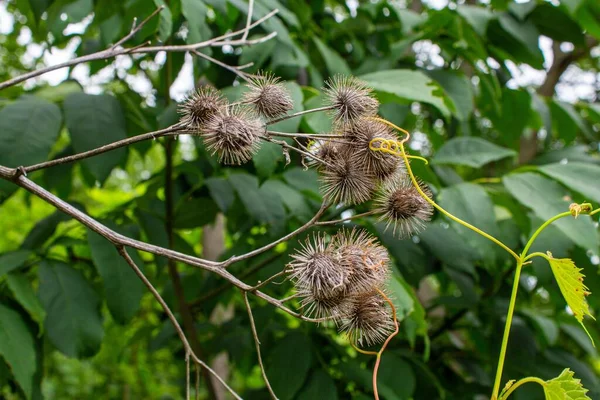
[252,141,283,178]
[427,70,474,121]
[229,173,285,229]
[0,97,62,168]
[266,332,312,400]
[378,354,416,399]
[173,197,219,229]
[0,250,32,277]
[206,177,235,212]
[296,369,338,400]
[153,0,173,42]
[0,304,36,399]
[88,229,144,324]
[39,261,104,358]
[313,37,351,76]
[261,180,312,220]
[538,162,600,204]
[457,5,495,36]
[6,274,46,328]
[432,137,516,168]
[63,93,128,182]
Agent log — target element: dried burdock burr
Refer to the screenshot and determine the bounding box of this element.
[339,290,395,347]
[344,118,403,180]
[288,233,349,320]
[307,139,343,170]
[334,228,390,295]
[202,106,263,165]
[242,72,294,119]
[320,154,377,205]
[374,175,433,237]
[324,75,379,124]
[179,86,227,129]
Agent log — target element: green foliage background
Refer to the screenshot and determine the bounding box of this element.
[1,0,600,399]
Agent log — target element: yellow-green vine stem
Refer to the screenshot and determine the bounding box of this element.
[521,211,572,256]
[397,142,520,262]
[499,376,546,399]
[490,260,523,400]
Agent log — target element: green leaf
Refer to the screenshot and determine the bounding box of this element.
[0,250,32,277]
[283,167,321,197]
[530,3,585,46]
[544,368,592,400]
[546,255,595,345]
[497,14,543,65]
[206,177,235,212]
[88,229,144,324]
[153,0,173,42]
[261,180,312,220]
[63,93,128,182]
[312,37,351,76]
[538,162,600,204]
[378,354,416,399]
[173,197,219,229]
[551,101,594,143]
[427,70,474,121]
[457,5,495,36]
[229,173,286,229]
[360,69,451,118]
[432,137,516,168]
[0,97,62,168]
[301,93,332,134]
[181,0,209,44]
[266,332,312,400]
[252,141,283,178]
[34,80,82,102]
[296,369,338,400]
[0,304,36,399]
[39,261,104,358]
[438,182,502,266]
[503,173,599,251]
[6,274,46,329]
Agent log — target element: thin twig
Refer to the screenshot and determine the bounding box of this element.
[262,137,335,168]
[315,210,378,226]
[248,269,290,291]
[111,6,165,49]
[241,0,255,42]
[266,105,335,125]
[267,131,347,140]
[192,50,253,82]
[117,246,242,400]
[23,124,183,173]
[243,291,278,400]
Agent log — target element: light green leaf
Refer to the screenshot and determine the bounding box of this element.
[427,70,474,121]
[433,137,516,168]
[39,261,104,358]
[0,304,36,399]
[181,0,209,44]
[538,162,600,204]
[6,274,46,329]
[63,93,128,182]
[546,255,595,346]
[544,368,591,400]
[34,81,82,102]
[360,69,451,117]
[457,5,495,36]
[301,93,332,134]
[153,0,173,42]
[503,173,599,251]
[261,180,312,220]
[0,97,62,168]
[88,229,144,324]
[229,173,286,230]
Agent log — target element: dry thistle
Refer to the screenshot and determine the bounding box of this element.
[345,118,403,180]
[324,75,379,124]
[374,175,433,237]
[288,234,349,320]
[334,229,390,295]
[320,155,377,205]
[242,72,294,118]
[202,106,263,165]
[179,86,227,128]
[339,290,395,347]
[307,139,343,170]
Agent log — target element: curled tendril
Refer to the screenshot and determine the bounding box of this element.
[569,202,593,218]
[369,138,429,164]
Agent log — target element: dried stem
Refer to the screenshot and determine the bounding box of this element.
[243,291,278,399]
[117,246,242,400]
[266,105,336,125]
[315,210,378,226]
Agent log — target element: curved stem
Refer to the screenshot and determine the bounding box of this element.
[372,288,399,400]
[398,142,520,261]
[491,260,523,400]
[521,211,572,257]
[523,252,551,263]
[499,376,546,399]
[350,342,378,356]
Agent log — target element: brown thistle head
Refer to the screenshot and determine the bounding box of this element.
[324,75,379,124]
[319,154,377,205]
[339,290,395,346]
[179,86,227,129]
[242,72,294,119]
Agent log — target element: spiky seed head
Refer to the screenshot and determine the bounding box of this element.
[179,87,227,129]
[339,291,395,346]
[307,139,344,170]
[320,155,377,205]
[344,118,403,180]
[334,229,390,295]
[202,107,263,165]
[324,75,379,124]
[288,234,349,320]
[374,175,433,237]
[296,287,347,321]
[242,72,294,119]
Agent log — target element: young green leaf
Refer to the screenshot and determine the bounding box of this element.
[546,253,595,346]
[544,368,591,400]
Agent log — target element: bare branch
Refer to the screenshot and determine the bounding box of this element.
[117,246,242,400]
[315,210,378,226]
[0,8,279,91]
[243,291,278,400]
[23,124,184,174]
[191,50,252,82]
[266,105,335,125]
[111,6,165,50]
[241,0,255,42]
